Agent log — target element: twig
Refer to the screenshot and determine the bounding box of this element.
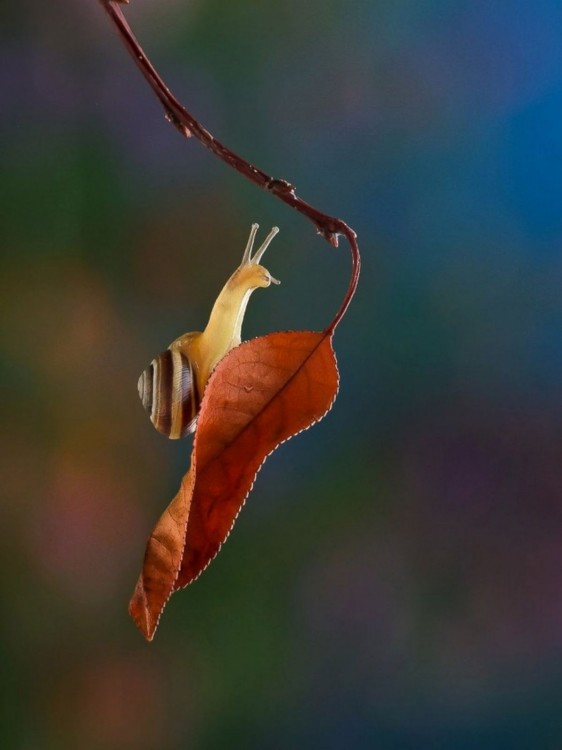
[100,0,360,333]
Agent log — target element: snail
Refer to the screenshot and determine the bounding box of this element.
[138,223,280,438]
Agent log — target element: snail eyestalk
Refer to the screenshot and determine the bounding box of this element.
[241,223,259,264]
[171,224,280,399]
[251,226,280,266]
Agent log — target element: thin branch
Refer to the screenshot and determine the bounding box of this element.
[100,0,360,333]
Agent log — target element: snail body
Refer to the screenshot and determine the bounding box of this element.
[138,224,280,438]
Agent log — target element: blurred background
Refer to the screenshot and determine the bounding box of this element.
[1,0,562,747]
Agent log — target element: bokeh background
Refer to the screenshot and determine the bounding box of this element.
[2,0,562,747]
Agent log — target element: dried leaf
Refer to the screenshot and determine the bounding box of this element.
[177,329,339,588]
[129,469,194,639]
[129,330,338,640]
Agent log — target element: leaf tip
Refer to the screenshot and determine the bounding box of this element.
[128,578,156,642]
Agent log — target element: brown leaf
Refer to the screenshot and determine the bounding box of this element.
[129,330,338,640]
[129,469,194,640]
[176,330,339,588]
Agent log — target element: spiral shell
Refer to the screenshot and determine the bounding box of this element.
[138,349,198,439]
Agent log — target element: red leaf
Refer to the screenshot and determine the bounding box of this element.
[129,330,338,640]
[129,469,194,640]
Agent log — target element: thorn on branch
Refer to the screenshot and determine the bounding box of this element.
[316,226,340,247]
[164,110,192,138]
[266,178,296,196]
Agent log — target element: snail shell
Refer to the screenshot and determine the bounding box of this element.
[138,349,199,439]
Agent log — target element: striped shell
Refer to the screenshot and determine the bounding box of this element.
[138,349,199,439]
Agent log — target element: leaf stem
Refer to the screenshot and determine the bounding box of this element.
[99,0,360,333]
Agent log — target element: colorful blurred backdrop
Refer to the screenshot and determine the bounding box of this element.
[2,0,562,747]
